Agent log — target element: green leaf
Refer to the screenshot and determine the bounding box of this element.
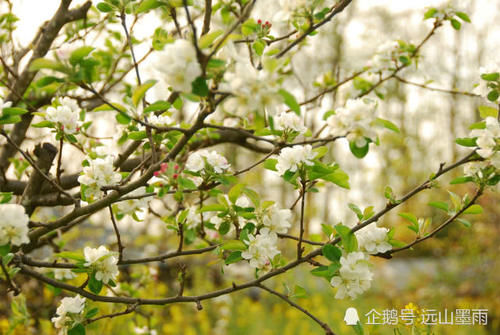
[29,58,67,73]
[463,204,483,215]
[321,224,334,237]
[450,19,461,30]
[69,46,95,66]
[310,262,340,279]
[375,118,400,133]
[241,19,259,36]
[199,30,223,49]
[115,113,131,125]
[191,77,209,97]
[398,212,418,226]
[128,131,147,140]
[177,177,197,189]
[478,105,498,119]
[68,323,86,335]
[85,307,99,319]
[200,203,226,212]
[335,224,358,253]
[228,183,245,203]
[0,114,21,124]
[487,90,499,102]
[252,39,266,56]
[293,285,308,298]
[263,158,278,171]
[455,137,477,147]
[450,176,474,185]
[2,107,28,116]
[326,170,350,189]
[0,244,10,257]
[88,274,103,294]
[132,80,156,107]
[349,140,369,159]
[278,89,300,115]
[218,221,231,235]
[322,244,342,262]
[428,201,449,212]
[423,8,438,20]
[221,240,247,251]
[313,146,328,159]
[144,100,171,113]
[448,191,462,211]
[456,218,471,228]
[0,192,13,204]
[348,203,363,220]
[481,72,500,81]
[455,11,471,23]
[225,251,242,265]
[96,2,114,12]
[136,0,162,13]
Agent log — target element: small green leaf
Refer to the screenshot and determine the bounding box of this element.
[191,77,209,97]
[321,224,334,237]
[335,224,358,253]
[322,244,342,262]
[69,46,95,66]
[450,176,474,185]
[398,212,418,226]
[144,100,171,113]
[68,323,86,335]
[88,274,103,294]
[2,107,28,116]
[85,307,99,319]
[463,204,483,215]
[481,72,500,81]
[455,137,477,147]
[375,118,400,133]
[263,158,278,171]
[228,183,245,204]
[96,2,114,12]
[423,8,438,20]
[132,80,156,107]
[54,251,85,262]
[218,221,231,235]
[252,39,266,56]
[200,203,227,212]
[293,285,308,298]
[487,90,499,102]
[349,140,370,159]
[29,58,68,73]
[455,11,471,23]
[478,105,498,119]
[456,218,471,228]
[0,244,10,257]
[278,89,300,115]
[225,251,242,265]
[199,30,224,49]
[115,113,131,125]
[0,114,21,124]
[428,201,449,212]
[221,240,247,251]
[450,19,461,30]
[128,131,147,140]
[348,203,363,220]
[136,0,162,13]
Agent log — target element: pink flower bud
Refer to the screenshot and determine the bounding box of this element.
[154,171,160,177]
[173,173,179,179]
[160,162,168,172]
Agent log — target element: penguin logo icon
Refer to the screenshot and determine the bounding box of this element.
[344,307,360,326]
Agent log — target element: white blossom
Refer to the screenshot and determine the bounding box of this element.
[235,196,251,208]
[51,295,86,334]
[330,252,373,299]
[115,186,151,216]
[276,144,316,175]
[45,97,80,134]
[463,161,488,178]
[355,225,392,254]
[470,117,499,159]
[78,155,122,200]
[154,39,202,92]
[241,228,280,270]
[147,114,174,127]
[0,204,30,246]
[368,40,400,73]
[222,62,282,116]
[327,98,377,146]
[262,206,292,234]
[185,150,230,174]
[83,246,119,284]
[54,268,77,281]
[274,112,307,133]
[185,206,202,229]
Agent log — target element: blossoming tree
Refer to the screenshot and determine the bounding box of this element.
[0,0,498,334]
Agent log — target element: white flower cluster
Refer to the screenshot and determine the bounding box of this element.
[54,268,77,281]
[0,204,30,247]
[45,97,81,134]
[185,150,231,174]
[262,205,292,234]
[474,61,499,98]
[274,112,307,134]
[369,40,400,74]
[330,252,373,299]
[84,246,119,284]
[242,228,280,270]
[78,155,121,200]
[327,98,377,147]
[223,62,282,116]
[147,114,174,127]
[469,117,500,169]
[185,206,202,230]
[115,186,151,217]
[276,144,316,175]
[155,39,202,93]
[355,224,392,254]
[51,295,86,334]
